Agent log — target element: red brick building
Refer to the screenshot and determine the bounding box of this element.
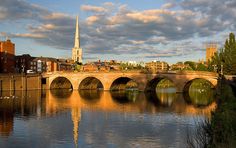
[15,54,34,73]
[0,39,15,73]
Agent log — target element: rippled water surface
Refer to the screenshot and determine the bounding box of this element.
[0,88,216,148]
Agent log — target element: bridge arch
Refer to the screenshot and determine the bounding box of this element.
[145,77,176,92]
[110,77,138,91]
[50,76,73,90]
[183,78,215,92]
[79,77,104,90]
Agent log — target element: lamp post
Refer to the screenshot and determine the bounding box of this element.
[58,63,61,71]
[220,64,223,76]
[213,64,217,72]
[21,64,25,74]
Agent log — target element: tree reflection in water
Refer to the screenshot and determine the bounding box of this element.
[184,79,215,107]
[111,90,139,104]
[156,88,177,107]
[79,90,102,104]
[184,89,215,107]
[50,89,72,99]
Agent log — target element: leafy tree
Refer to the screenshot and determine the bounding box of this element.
[209,33,236,75]
[196,63,208,71]
[73,62,82,71]
[184,61,196,70]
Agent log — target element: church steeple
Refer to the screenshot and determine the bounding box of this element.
[72,16,83,63]
[74,16,80,48]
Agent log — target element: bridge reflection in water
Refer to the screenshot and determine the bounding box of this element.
[0,89,216,147]
[47,90,215,116]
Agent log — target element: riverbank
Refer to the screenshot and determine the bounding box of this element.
[189,77,236,147]
[208,78,236,147]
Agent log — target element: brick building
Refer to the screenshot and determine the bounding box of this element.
[206,43,217,63]
[145,61,169,72]
[15,54,34,73]
[0,39,15,73]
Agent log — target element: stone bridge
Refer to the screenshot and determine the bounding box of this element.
[42,71,218,92]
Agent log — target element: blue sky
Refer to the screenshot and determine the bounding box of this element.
[0,0,235,63]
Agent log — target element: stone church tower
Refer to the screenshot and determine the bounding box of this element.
[72,16,82,63]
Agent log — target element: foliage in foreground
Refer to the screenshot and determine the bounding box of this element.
[188,78,236,148]
[209,79,236,147]
[208,33,236,75]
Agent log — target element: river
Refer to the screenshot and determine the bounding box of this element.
[0,87,216,148]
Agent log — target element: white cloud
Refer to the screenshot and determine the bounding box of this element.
[81,5,107,13]
[161,3,176,9]
[11,33,45,38]
[86,16,100,25]
[1,0,236,62]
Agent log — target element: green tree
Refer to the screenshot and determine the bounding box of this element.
[184,61,196,70]
[73,62,82,72]
[223,33,236,74]
[196,63,208,71]
[209,33,236,75]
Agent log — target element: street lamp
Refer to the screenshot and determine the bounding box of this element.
[58,63,61,71]
[213,64,217,72]
[21,64,25,74]
[220,64,223,76]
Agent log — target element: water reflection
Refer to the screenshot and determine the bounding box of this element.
[0,89,216,148]
[79,90,101,104]
[51,89,72,99]
[184,89,215,107]
[156,87,177,107]
[111,90,139,104]
[184,79,215,107]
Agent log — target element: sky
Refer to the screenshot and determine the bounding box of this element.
[0,0,236,64]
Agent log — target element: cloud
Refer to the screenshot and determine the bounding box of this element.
[0,0,49,20]
[161,3,176,9]
[81,5,107,13]
[86,16,100,25]
[10,33,45,39]
[1,0,236,62]
[103,2,115,7]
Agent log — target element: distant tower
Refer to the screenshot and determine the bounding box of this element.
[206,42,217,63]
[72,16,83,63]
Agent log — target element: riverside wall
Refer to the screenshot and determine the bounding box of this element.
[0,74,42,91]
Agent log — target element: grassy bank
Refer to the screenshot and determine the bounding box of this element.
[209,79,236,147]
[188,78,236,147]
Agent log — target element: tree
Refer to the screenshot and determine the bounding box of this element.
[73,62,82,72]
[209,33,236,75]
[196,63,208,71]
[184,61,196,70]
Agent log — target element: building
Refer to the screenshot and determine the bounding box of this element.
[0,39,15,73]
[82,60,112,72]
[30,58,47,73]
[145,61,169,72]
[72,16,83,63]
[15,54,35,73]
[29,57,72,73]
[82,63,98,71]
[170,62,191,70]
[57,59,73,71]
[206,42,217,62]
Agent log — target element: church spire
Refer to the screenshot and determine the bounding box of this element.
[72,16,83,63]
[74,16,80,48]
